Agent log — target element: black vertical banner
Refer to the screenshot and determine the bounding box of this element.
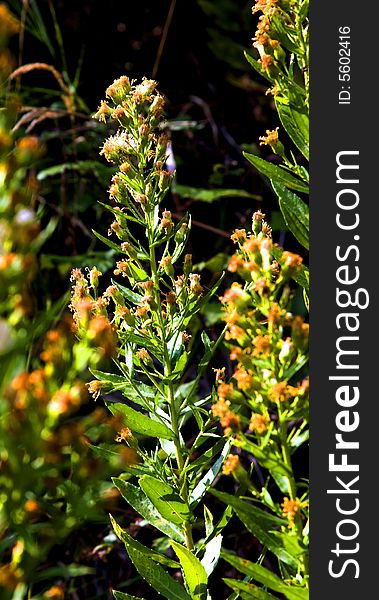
[310,1,377,597]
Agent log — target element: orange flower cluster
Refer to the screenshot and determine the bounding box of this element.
[222,454,240,475]
[70,268,118,359]
[212,211,308,445]
[211,383,242,437]
[281,497,302,526]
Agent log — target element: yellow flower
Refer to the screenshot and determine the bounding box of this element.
[268,381,298,403]
[222,454,240,475]
[281,497,301,526]
[259,54,275,72]
[249,413,269,434]
[115,427,133,442]
[259,127,279,147]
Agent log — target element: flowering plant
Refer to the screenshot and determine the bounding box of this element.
[75,66,310,598]
[74,76,231,598]
[210,211,309,596]
[246,0,309,267]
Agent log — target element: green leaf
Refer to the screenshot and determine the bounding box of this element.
[117,530,191,600]
[222,552,308,600]
[90,368,155,409]
[139,475,192,526]
[170,350,189,380]
[111,515,179,569]
[270,16,303,55]
[244,153,309,194]
[112,479,185,543]
[106,403,174,440]
[233,439,291,483]
[203,506,214,538]
[210,491,297,568]
[185,438,226,473]
[201,534,222,576]
[89,368,126,385]
[271,181,309,249]
[244,51,275,84]
[111,279,144,305]
[290,429,309,450]
[113,592,145,600]
[92,229,123,253]
[271,470,291,495]
[276,102,309,160]
[172,183,260,203]
[223,578,277,599]
[9,583,27,600]
[36,160,114,183]
[299,0,309,21]
[294,265,309,293]
[170,541,208,600]
[270,530,307,562]
[190,440,231,507]
[33,563,95,581]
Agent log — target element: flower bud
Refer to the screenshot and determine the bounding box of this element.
[174,222,188,244]
[89,267,102,289]
[158,170,171,192]
[252,210,265,236]
[106,76,131,103]
[160,255,174,278]
[183,254,192,276]
[136,347,153,367]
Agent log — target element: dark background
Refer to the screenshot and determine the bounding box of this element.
[11,0,288,269]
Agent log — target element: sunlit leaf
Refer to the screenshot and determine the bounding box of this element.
[170,541,208,600]
[139,476,192,525]
[112,479,185,543]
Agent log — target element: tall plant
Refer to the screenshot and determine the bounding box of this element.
[245,0,309,271]
[207,1,310,595]
[210,213,309,598]
[73,77,228,599]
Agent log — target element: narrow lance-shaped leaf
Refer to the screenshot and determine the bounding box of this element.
[117,528,191,600]
[244,51,275,84]
[106,403,174,440]
[223,578,277,600]
[276,102,309,160]
[209,490,298,569]
[90,368,155,408]
[222,551,308,600]
[201,534,223,577]
[113,592,146,600]
[112,479,185,543]
[244,152,309,194]
[190,440,231,507]
[139,475,192,525]
[172,183,260,203]
[92,229,124,253]
[170,541,208,600]
[110,515,179,569]
[271,181,309,249]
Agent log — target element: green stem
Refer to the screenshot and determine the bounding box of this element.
[148,227,194,551]
[278,412,308,576]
